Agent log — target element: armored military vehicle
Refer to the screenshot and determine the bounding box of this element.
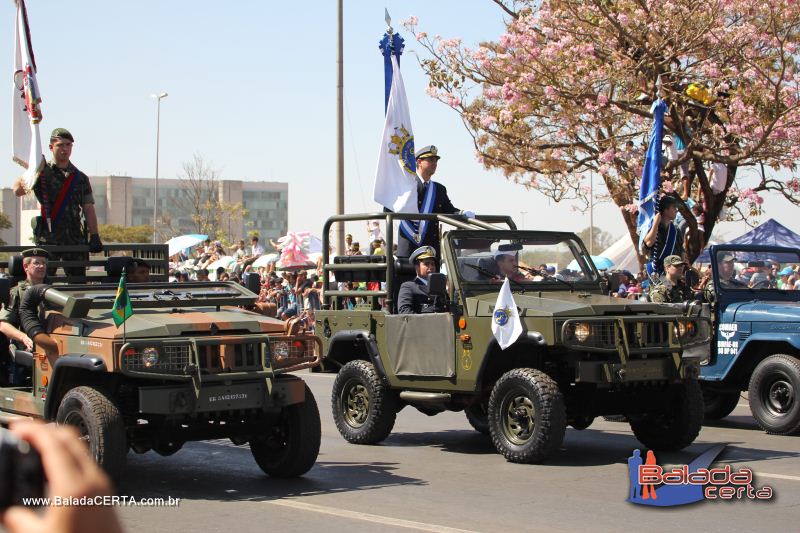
[0,245,321,480]
[315,214,710,463]
[700,244,800,435]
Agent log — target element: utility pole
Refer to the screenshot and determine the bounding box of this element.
[335,0,345,256]
[151,92,168,243]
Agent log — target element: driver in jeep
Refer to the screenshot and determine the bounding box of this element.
[397,246,447,314]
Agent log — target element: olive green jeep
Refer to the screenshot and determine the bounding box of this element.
[0,244,321,480]
[315,214,710,463]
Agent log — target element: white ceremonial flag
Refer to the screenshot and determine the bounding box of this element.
[373,55,418,214]
[491,278,524,350]
[12,0,44,189]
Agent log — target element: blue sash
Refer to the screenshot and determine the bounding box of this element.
[399,181,437,245]
[646,222,677,275]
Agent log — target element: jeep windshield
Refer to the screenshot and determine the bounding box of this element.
[713,248,800,291]
[449,232,599,288]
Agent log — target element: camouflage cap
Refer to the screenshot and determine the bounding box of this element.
[50,128,74,142]
[21,247,50,259]
[410,245,437,263]
[663,255,687,267]
[415,145,440,160]
[718,252,735,262]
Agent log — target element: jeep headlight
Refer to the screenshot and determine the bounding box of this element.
[271,341,290,360]
[573,322,591,343]
[141,346,160,368]
[673,321,696,340]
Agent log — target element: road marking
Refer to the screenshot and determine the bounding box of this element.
[267,499,478,533]
[756,472,800,482]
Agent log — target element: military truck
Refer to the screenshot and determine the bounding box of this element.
[0,245,321,480]
[700,244,800,435]
[315,214,710,463]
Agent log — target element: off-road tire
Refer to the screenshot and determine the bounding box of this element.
[465,402,490,435]
[488,368,566,463]
[331,360,398,444]
[629,380,704,450]
[702,386,741,421]
[748,354,800,435]
[250,383,321,477]
[56,386,127,483]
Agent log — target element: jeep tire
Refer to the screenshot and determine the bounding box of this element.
[629,379,703,450]
[250,383,321,477]
[748,354,800,435]
[701,386,741,420]
[488,368,566,463]
[465,401,490,435]
[332,360,398,444]
[56,386,127,483]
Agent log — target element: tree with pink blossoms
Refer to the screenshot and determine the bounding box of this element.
[405,0,800,263]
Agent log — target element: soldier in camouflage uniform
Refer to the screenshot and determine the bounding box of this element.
[0,248,48,384]
[650,255,695,303]
[30,128,103,276]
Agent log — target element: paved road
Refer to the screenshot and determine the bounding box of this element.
[112,372,797,532]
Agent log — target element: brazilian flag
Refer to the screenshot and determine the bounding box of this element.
[112,271,133,327]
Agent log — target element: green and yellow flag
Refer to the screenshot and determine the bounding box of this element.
[112,271,133,327]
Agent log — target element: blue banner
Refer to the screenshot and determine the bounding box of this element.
[637,99,667,249]
[379,32,405,113]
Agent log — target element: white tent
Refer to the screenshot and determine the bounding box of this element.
[598,236,641,274]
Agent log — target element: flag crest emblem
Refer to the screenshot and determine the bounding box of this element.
[388,125,416,175]
[493,307,511,326]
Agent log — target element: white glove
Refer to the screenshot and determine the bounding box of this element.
[463,210,476,219]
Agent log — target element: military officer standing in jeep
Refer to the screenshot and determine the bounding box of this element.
[13,128,103,276]
[650,255,695,303]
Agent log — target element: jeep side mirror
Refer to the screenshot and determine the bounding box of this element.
[428,273,447,296]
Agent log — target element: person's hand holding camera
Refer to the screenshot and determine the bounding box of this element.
[1,421,124,533]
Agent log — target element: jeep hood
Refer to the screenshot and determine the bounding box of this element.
[725,300,800,322]
[467,292,679,317]
[69,306,286,339]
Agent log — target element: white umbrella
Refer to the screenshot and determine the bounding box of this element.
[206,256,235,272]
[166,234,207,257]
[252,253,279,269]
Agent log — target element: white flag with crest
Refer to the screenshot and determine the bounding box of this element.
[491,278,524,350]
[373,55,418,214]
[12,0,44,189]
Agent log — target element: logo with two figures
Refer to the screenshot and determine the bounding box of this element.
[627,445,773,506]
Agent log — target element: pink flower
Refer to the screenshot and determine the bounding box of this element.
[597,93,609,105]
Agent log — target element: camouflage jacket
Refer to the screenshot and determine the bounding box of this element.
[650,278,694,303]
[32,161,95,245]
[0,280,31,327]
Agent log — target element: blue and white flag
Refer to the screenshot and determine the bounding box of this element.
[373,55,418,214]
[636,99,667,250]
[491,278,523,350]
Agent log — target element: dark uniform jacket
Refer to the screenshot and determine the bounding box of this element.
[397,277,446,314]
[396,180,460,258]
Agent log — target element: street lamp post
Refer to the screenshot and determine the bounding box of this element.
[151,92,168,243]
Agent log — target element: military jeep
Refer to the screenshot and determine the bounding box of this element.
[0,244,321,480]
[315,214,710,463]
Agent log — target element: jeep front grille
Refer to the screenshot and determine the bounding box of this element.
[559,317,676,354]
[122,344,191,374]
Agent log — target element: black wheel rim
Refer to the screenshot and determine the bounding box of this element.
[62,411,91,445]
[342,379,369,428]
[501,389,535,445]
[762,373,795,415]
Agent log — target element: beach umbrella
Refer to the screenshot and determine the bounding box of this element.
[166,234,207,257]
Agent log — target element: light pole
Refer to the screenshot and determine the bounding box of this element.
[151,92,168,243]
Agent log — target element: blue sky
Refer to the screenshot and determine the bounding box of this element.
[3,0,797,249]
